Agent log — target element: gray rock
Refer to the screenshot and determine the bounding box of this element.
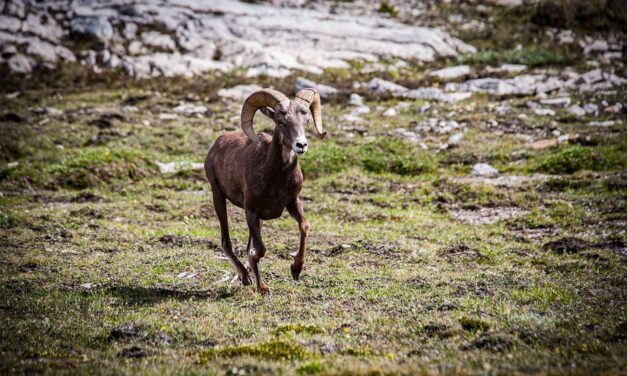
[583,103,598,116]
[540,97,571,108]
[583,40,608,55]
[26,39,58,63]
[567,105,586,117]
[447,132,463,145]
[122,22,138,39]
[350,105,370,117]
[533,108,555,116]
[142,31,176,51]
[366,78,408,95]
[294,77,337,99]
[588,120,619,127]
[382,108,396,117]
[173,103,208,115]
[349,93,363,106]
[4,0,25,19]
[429,65,470,80]
[472,163,499,177]
[217,84,263,101]
[7,53,33,73]
[0,15,21,32]
[21,12,65,43]
[70,16,113,43]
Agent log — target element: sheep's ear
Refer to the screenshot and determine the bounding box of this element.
[258,107,275,121]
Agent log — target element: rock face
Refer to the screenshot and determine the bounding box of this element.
[0,0,475,77]
[294,77,337,99]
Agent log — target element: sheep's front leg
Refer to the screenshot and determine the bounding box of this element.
[246,210,269,294]
[287,197,309,280]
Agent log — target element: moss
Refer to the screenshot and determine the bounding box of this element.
[459,317,490,333]
[297,361,324,374]
[274,324,325,335]
[198,340,310,362]
[528,145,626,174]
[460,48,571,68]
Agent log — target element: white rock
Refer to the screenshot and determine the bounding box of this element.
[383,108,396,117]
[366,78,408,94]
[583,103,598,115]
[173,103,208,115]
[472,163,499,177]
[294,77,337,99]
[349,93,363,106]
[567,105,586,117]
[540,97,571,108]
[70,16,113,42]
[127,41,146,55]
[429,65,471,80]
[142,31,176,51]
[534,108,555,116]
[580,69,603,84]
[26,39,59,63]
[584,40,609,55]
[341,114,364,123]
[498,64,527,73]
[80,283,93,289]
[5,0,25,18]
[447,132,463,145]
[156,161,204,174]
[350,105,370,116]
[0,15,21,32]
[7,53,34,73]
[588,120,619,127]
[217,84,263,101]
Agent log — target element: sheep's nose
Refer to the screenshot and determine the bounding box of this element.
[295,141,308,149]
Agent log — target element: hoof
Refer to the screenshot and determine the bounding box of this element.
[290,263,302,281]
[240,273,252,286]
[258,283,270,295]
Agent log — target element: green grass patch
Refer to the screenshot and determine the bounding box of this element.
[460,48,571,68]
[274,324,325,335]
[459,316,490,333]
[198,340,310,362]
[527,145,626,174]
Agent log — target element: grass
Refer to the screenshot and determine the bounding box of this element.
[0,42,626,375]
[460,47,571,68]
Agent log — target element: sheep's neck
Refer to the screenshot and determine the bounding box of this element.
[267,130,298,174]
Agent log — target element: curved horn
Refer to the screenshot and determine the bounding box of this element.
[241,89,290,141]
[294,88,327,139]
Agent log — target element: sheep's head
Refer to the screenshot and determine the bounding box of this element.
[240,88,327,156]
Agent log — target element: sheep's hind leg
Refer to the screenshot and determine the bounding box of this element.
[245,211,269,294]
[211,185,251,286]
[287,197,309,280]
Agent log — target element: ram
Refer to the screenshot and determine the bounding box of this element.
[204,88,327,293]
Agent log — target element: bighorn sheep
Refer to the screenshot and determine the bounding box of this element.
[204,88,327,293]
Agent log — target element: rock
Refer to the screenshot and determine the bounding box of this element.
[567,105,586,117]
[580,69,603,84]
[21,12,65,43]
[540,97,570,108]
[401,88,471,103]
[176,272,197,279]
[394,128,420,144]
[127,41,146,55]
[532,139,558,149]
[123,22,138,39]
[217,84,262,101]
[533,108,555,116]
[498,64,527,73]
[4,0,25,18]
[471,163,499,177]
[447,132,463,146]
[7,53,34,73]
[341,114,364,123]
[173,103,208,115]
[70,16,113,43]
[604,103,622,114]
[0,15,21,32]
[350,105,370,117]
[80,283,94,289]
[583,40,608,55]
[349,93,363,106]
[26,39,59,63]
[156,161,204,174]
[366,78,408,95]
[557,30,574,44]
[418,102,431,113]
[588,120,619,127]
[485,0,523,6]
[294,77,337,99]
[383,108,396,117]
[429,65,471,80]
[142,31,176,51]
[583,103,598,116]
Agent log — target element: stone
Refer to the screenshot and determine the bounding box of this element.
[429,65,471,80]
[567,105,586,117]
[21,12,65,43]
[123,22,138,39]
[127,41,146,55]
[471,163,499,177]
[366,78,408,95]
[173,103,208,115]
[580,69,603,84]
[498,64,527,73]
[583,103,598,116]
[540,97,570,108]
[217,84,263,101]
[7,53,33,73]
[350,105,370,117]
[447,132,463,146]
[533,108,555,116]
[70,16,113,43]
[604,103,622,114]
[588,120,619,127]
[142,31,176,51]
[156,161,204,174]
[26,39,59,63]
[4,0,25,18]
[294,77,337,99]
[0,15,21,32]
[583,40,609,55]
[383,108,396,117]
[349,93,363,106]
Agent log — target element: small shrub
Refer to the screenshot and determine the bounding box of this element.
[528,145,626,174]
[459,316,490,333]
[378,1,398,17]
[461,48,570,68]
[297,361,324,375]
